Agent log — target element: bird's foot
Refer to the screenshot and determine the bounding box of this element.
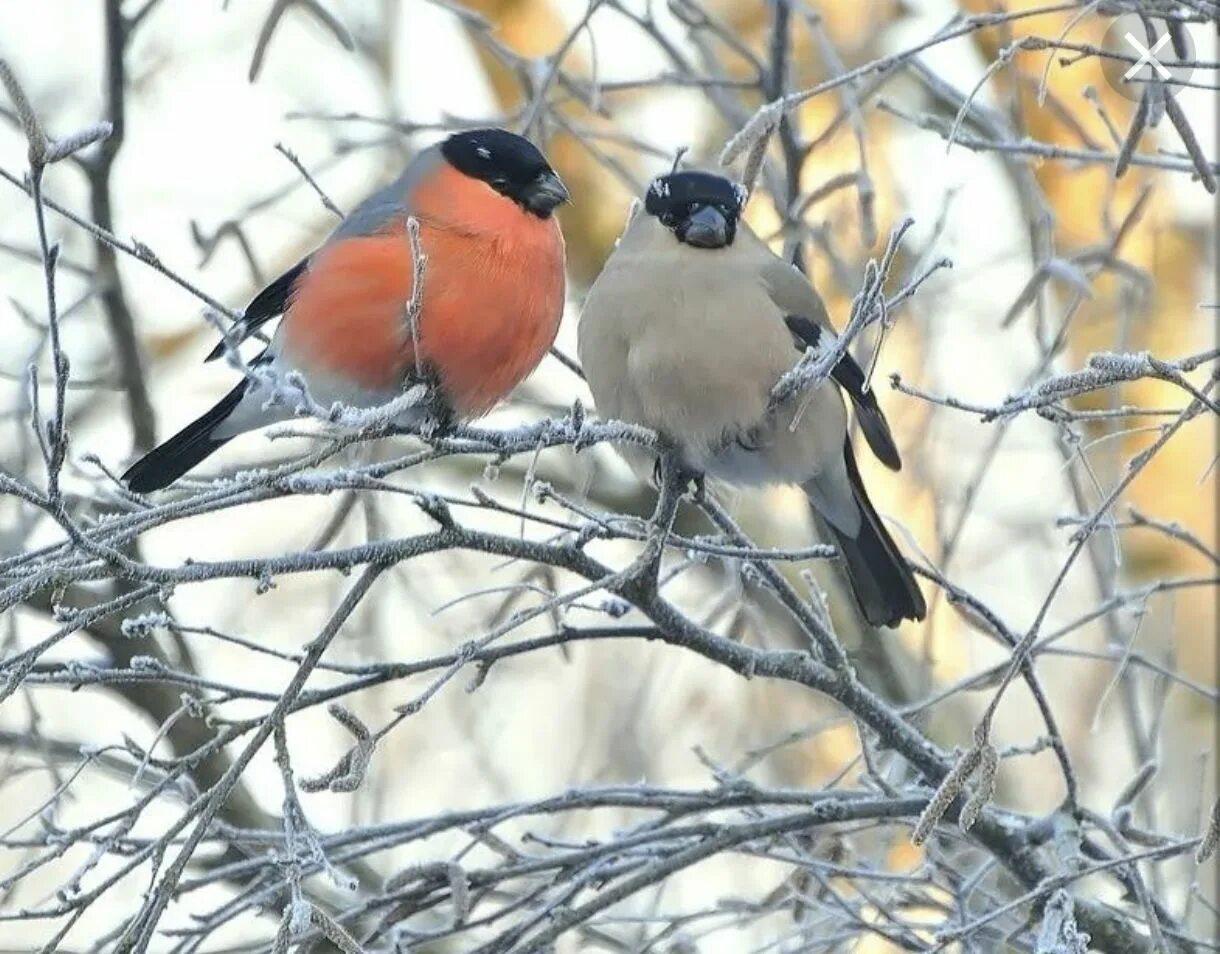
[650,455,705,499]
[684,469,708,505]
[430,400,456,436]
[626,540,664,603]
[413,388,456,439]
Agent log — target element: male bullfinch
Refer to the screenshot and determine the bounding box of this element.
[577,170,925,628]
[123,128,569,492]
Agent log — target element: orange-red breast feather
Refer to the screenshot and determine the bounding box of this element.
[280,160,566,415]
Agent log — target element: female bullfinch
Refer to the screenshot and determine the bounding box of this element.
[123,128,568,493]
[577,170,925,628]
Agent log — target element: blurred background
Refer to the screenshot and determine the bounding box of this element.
[0,0,1216,950]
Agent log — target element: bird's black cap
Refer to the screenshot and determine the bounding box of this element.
[644,171,747,219]
[441,129,567,217]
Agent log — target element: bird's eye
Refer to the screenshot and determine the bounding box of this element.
[659,212,676,227]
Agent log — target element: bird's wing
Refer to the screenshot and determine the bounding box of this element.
[327,146,441,242]
[204,146,443,363]
[204,258,308,362]
[783,313,901,471]
[760,252,902,472]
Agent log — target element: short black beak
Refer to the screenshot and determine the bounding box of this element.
[681,205,728,248]
[524,170,570,215]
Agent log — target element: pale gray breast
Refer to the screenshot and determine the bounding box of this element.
[578,217,850,488]
[580,219,799,458]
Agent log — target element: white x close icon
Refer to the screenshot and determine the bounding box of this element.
[1123,31,1172,81]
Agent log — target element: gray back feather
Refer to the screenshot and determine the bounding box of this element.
[327,145,443,244]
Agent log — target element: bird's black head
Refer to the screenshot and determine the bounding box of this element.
[441,128,569,218]
[644,170,747,249]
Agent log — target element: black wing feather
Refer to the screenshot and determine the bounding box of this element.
[817,436,926,627]
[783,314,902,471]
[205,257,309,362]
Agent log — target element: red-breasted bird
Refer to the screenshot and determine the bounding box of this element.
[122,128,568,493]
[577,170,925,627]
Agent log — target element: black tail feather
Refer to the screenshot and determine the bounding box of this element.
[824,438,926,628]
[122,382,247,493]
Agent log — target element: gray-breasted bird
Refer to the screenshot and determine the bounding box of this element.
[577,170,925,627]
